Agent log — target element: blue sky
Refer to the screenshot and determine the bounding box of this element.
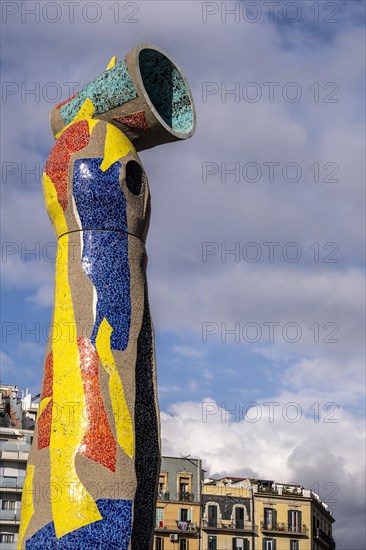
[1,1,365,547]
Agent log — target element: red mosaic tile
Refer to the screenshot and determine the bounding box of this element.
[45,120,90,211]
[56,93,78,109]
[38,351,53,450]
[113,110,150,133]
[77,336,117,472]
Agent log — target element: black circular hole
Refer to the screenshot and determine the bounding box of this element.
[125,161,144,196]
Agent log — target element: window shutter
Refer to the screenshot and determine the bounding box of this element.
[187,509,191,521]
[272,508,277,526]
[232,538,236,550]
[262,540,266,550]
[244,539,250,550]
[298,511,302,531]
[179,508,182,521]
[273,539,277,550]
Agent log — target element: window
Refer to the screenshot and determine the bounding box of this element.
[179,539,188,550]
[179,508,189,522]
[179,475,191,501]
[263,539,276,550]
[156,507,164,528]
[2,500,16,510]
[233,537,250,550]
[235,506,245,528]
[264,508,277,529]
[158,473,168,499]
[290,541,299,550]
[288,510,302,533]
[155,537,164,550]
[179,477,189,493]
[208,504,218,527]
[1,534,14,543]
[208,535,217,550]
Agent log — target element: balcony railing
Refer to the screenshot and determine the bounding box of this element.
[0,509,21,522]
[155,521,197,532]
[157,491,196,502]
[314,528,336,548]
[0,476,25,490]
[0,415,17,428]
[177,521,197,531]
[0,450,29,461]
[202,519,257,532]
[0,414,35,430]
[261,522,309,536]
[179,491,194,502]
[256,485,309,497]
[0,441,32,454]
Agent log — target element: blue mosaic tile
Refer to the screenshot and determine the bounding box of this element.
[73,158,131,351]
[60,60,137,125]
[25,499,132,549]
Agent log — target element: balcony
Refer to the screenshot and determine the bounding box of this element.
[0,509,21,523]
[0,476,25,490]
[155,521,198,533]
[257,486,309,497]
[314,528,336,549]
[0,441,32,461]
[179,491,194,502]
[261,522,309,536]
[157,491,197,503]
[202,519,257,533]
[0,415,17,429]
[177,521,197,532]
[0,450,29,461]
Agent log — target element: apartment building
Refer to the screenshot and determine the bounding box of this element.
[155,471,336,550]
[252,479,335,550]
[0,385,38,549]
[154,456,203,550]
[201,477,256,550]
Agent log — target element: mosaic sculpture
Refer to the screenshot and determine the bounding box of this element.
[18,44,196,549]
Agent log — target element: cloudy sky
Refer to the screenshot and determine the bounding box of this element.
[1,1,365,547]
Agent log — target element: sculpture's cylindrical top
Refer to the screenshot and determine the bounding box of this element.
[50,44,196,151]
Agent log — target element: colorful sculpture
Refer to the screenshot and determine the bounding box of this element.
[18,44,196,549]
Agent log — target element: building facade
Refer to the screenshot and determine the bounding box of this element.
[0,385,38,549]
[153,471,336,550]
[251,479,335,550]
[154,456,203,550]
[201,477,256,550]
[311,494,336,550]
